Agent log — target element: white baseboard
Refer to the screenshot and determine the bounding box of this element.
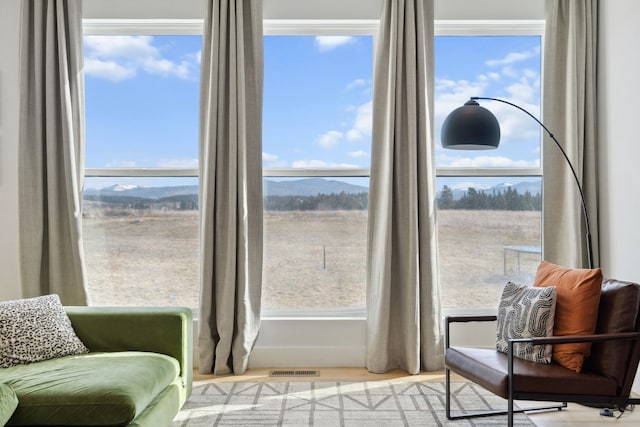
[249,345,365,368]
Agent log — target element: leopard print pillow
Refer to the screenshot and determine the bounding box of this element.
[0,294,89,368]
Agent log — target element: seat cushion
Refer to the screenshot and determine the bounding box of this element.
[533,261,602,372]
[0,351,180,426]
[445,346,617,399]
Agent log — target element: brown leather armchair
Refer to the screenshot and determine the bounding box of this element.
[445,279,640,426]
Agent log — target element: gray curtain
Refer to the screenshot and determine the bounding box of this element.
[198,0,264,375]
[366,0,443,374]
[18,0,88,305]
[543,0,599,269]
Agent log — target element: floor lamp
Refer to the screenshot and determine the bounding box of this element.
[440,96,594,269]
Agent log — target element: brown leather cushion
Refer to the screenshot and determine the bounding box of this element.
[533,261,602,372]
[586,280,640,389]
[445,346,618,399]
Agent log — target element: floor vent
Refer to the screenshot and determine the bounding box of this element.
[269,370,320,377]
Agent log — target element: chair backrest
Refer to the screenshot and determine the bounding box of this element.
[586,279,640,396]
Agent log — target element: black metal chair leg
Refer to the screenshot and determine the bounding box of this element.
[445,366,566,423]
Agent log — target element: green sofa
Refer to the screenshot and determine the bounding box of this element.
[0,306,193,426]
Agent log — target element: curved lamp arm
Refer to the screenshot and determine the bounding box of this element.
[470,97,594,269]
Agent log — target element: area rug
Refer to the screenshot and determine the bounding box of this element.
[172,381,535,426]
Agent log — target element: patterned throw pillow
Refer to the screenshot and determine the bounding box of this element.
[0,294,89,368]
[496,282,557,363]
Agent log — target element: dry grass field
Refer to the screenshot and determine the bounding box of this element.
[83,209,541,311]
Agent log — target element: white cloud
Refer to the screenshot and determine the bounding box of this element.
[346,101,372,142]
[501,66,519,79]
[83,35,199,82]
[346,78,367,90]
[141,57,191,79]
[487,99,540,141]
[440,155,540,168]
[84,58,135,82]
[262,152,279,162]
[317,130,344,148]
[506,79,536,102]
[485,47,540,67]
[262,152,288,168]
[156,158,199,168]
[315,36,355,52]
[105,160,137,168]
[477,72,501,82]
[348,150,369,158]
[292,160,360,168]
[85,35,157,59]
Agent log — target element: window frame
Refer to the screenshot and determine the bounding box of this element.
[434,20,545,314]
[83,19,202,181]
[434,19,544,180]
[82,19,545,316]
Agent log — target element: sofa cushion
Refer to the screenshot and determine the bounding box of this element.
[533,261,602,372]
[0,294,89,368]
[496,282,557,363]
[0,351,180,426]
[0,383,18,426]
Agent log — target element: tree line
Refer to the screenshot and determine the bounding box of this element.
[84,186,541,212]
[437,185,542,211]
[83,194,198,211]
[264,192,368,211]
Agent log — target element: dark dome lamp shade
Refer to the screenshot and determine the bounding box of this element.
[441,99,500,150]
[440,96,595,269]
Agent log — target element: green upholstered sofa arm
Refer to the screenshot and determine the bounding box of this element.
[64,306,193,397]
[0,383,18,425]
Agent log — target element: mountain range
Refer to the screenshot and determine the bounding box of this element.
[83,178,540,200]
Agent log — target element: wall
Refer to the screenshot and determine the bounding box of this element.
[12,0,640,393]
[0,0,22,301]
[82,0,544,21]
[598,0,640,395]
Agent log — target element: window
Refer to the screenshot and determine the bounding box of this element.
[82,24,202,310]
[261,23,376,315]
[81,19,543,313]
[434,23,544,309]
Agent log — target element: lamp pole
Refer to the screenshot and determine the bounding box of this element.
[460,96,595,269]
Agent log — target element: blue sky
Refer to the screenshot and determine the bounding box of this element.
[84,33,541,190]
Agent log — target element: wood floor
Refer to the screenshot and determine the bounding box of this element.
[193,368,640,426]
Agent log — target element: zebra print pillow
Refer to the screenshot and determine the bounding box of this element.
[496,282,557,363]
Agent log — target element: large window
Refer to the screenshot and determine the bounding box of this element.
[261,26,375,315]
[82,27,201,310]
[81,20,543,314]
[434,24,544,309]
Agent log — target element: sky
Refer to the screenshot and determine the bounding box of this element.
[84,33,541,190]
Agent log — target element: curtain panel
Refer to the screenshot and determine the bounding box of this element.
[198,0,264,375]
[366,0,444,374]
[543,0,599,268]
[18,0,88,305]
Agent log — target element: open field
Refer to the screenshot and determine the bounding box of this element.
[83,209,541,311]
